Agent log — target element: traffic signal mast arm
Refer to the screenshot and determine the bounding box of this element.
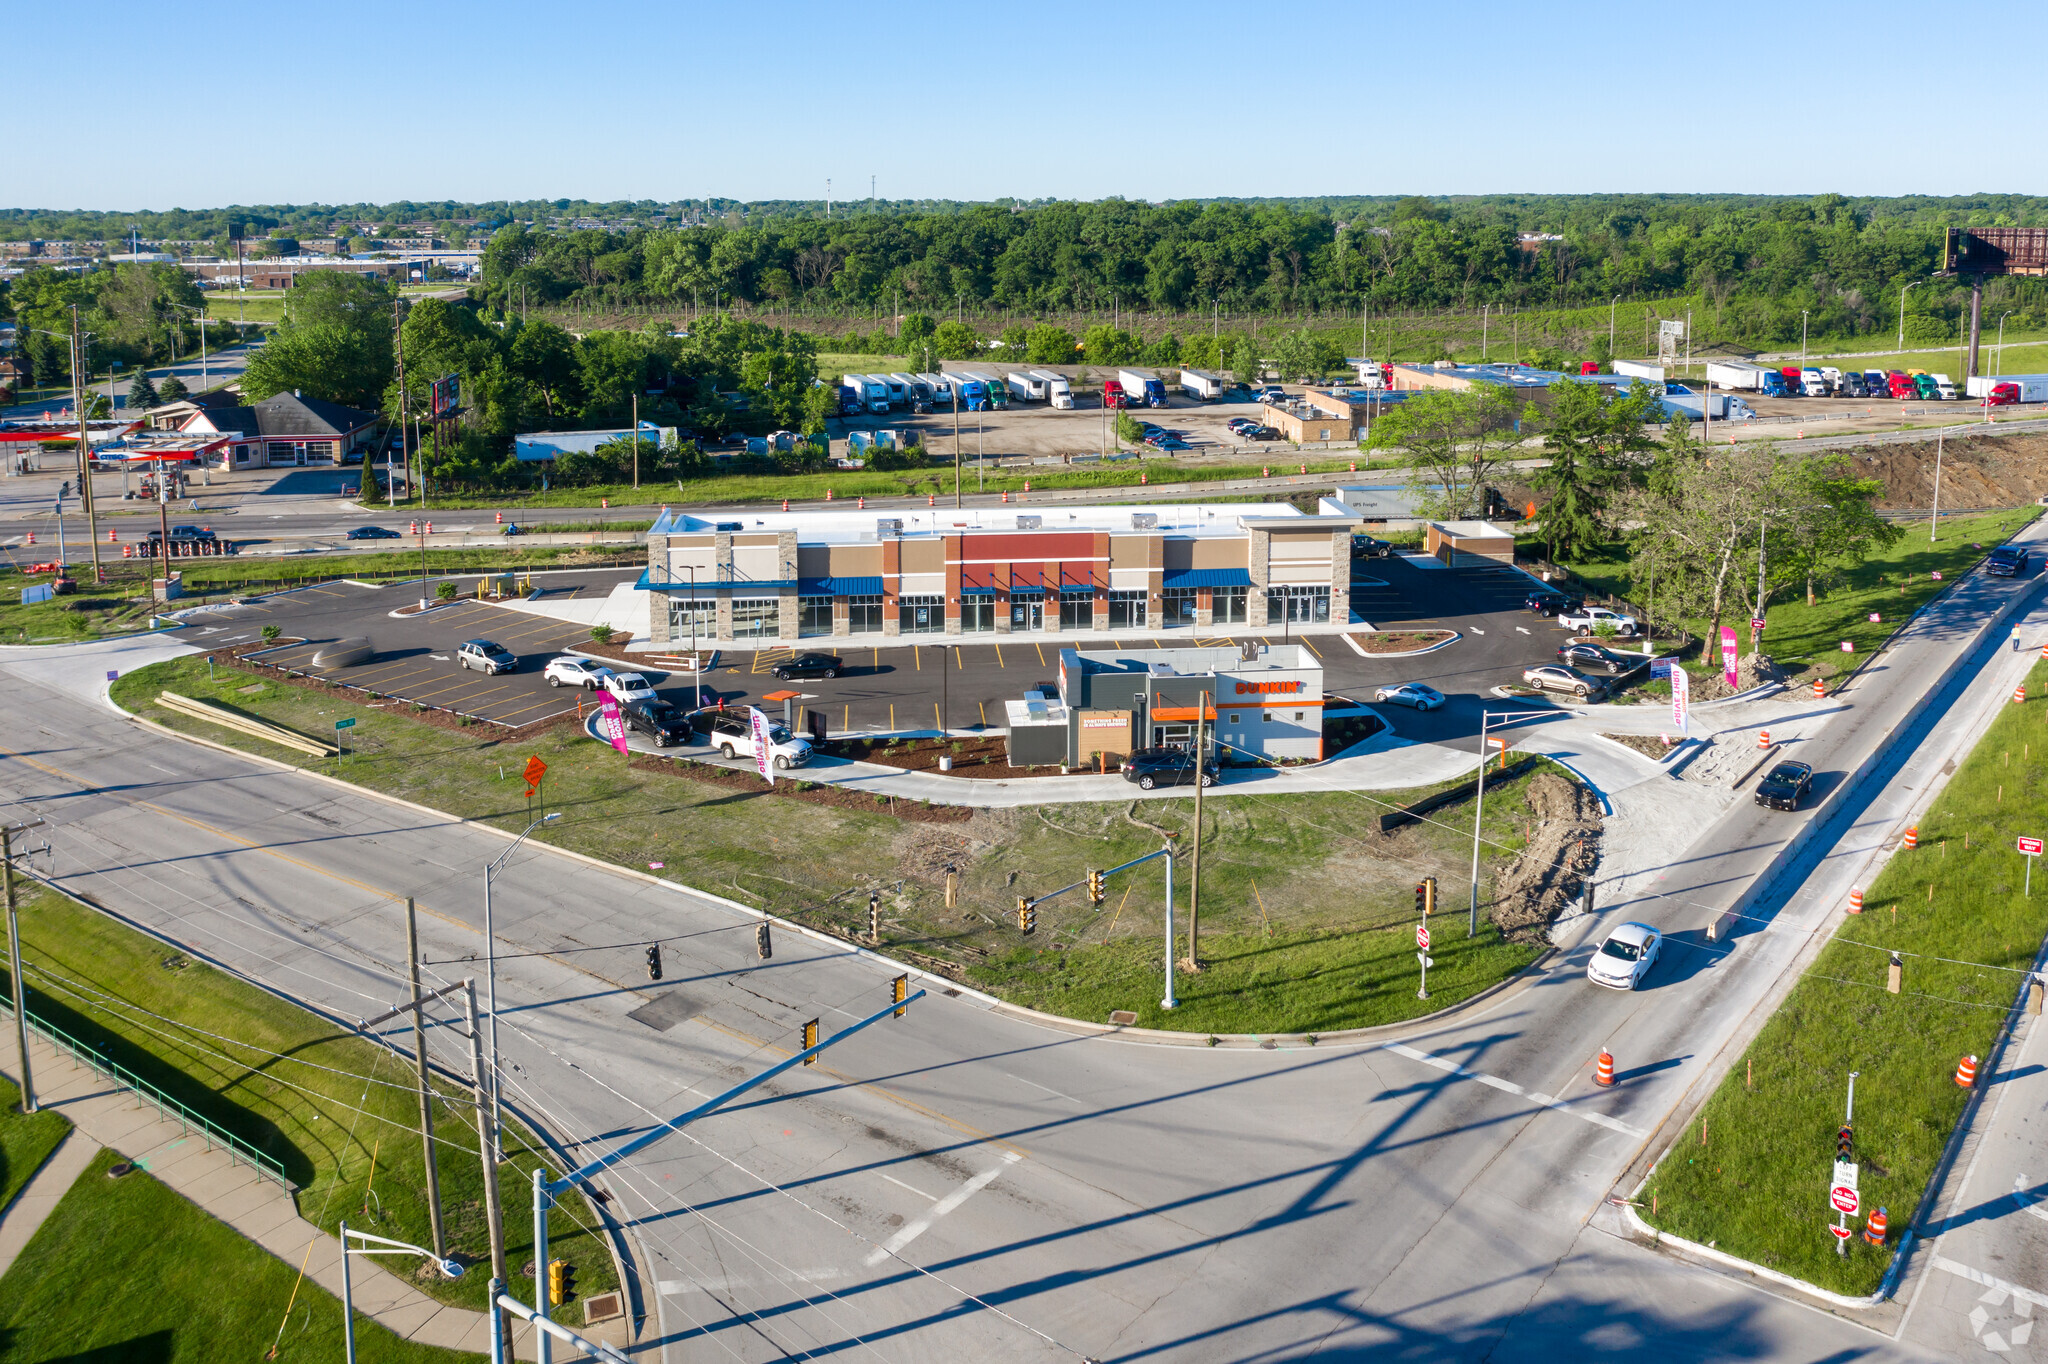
[1021,844,1178,916]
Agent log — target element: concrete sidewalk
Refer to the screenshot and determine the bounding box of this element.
[0,1030,559,1360]
[0,1128,99,1279]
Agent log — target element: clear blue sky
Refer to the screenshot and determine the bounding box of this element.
[15,1,2039,209]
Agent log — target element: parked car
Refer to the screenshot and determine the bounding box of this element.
[1556,605,1638,637]
[694,711,813,769]
[543,657,614,689]
[622,699,691,746]
[1754,760,1814,811]
[1986,545,2031,578]
[1522,665,1601,699]
[1241,424,1280,441]
[769,652,843,680]
[1525,591,1584,617]
[1374,682,1443,710]
[1122,746,1219,790]
[1351,535,1394,559]
[1255,386,1286,403]
[1153,436,1191,451]
[1555,642,1637,674]
[1586,922,1662,991]
[600,671,658,704]
[346,525,403,540]
[1226,417,1259,433]
[455,639,517,674]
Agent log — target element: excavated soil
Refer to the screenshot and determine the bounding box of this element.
[1490,772,1601,943]
[1846,430,2048,510]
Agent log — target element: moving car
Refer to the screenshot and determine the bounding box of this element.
[769,652,844,681]
[1122,746,1218,790]
[1986,545,2031,578]
[346,525,403,540]
[1555,642,1637,674]
[169,524,215,541]
[1586,922,1662,991]
[1522,664,1601,699]
[455,639,516,673]
[622,699,691,747]
[694,711,813,769]
[600,671,658,704]
[1754,760,1814,811]
[1374,682,1443,710]
[1556,605,1638,636]
[1351,535,1394,559]
[1525,591,1584,617]
[544,657,614,689]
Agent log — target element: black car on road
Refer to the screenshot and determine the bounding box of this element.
[347,525,403,540]
[1526,591,1585,617]
[622,699,691,747]
[1987,545,2031,578]
[769,652,843,680]
[1122,746,1219,790]
[1755,760,1814,810]
[1555,642,1638,675]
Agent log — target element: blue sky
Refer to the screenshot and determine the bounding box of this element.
[14,1,2039,209]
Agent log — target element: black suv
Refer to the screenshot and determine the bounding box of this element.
[1351,535,1393,559]
[769,652,843,680]
[1526,591,1584,617]
[1754,761,1814,811]
[1122,746,1219,790]
[623,699,691,747]
[1556,642,1636,675]
[1987,546,2031,578]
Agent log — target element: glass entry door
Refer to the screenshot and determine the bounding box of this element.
[1010,598,1043,631]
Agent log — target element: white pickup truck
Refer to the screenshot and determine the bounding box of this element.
[696,711,814,769]
[1556,605,1639,637]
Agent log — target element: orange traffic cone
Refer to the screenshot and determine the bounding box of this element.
[1758,730,1771,749]
[1863,1206,1888,1245]
[1956,1055,1979,1088]
[857,496,865,510]
[927,494,935,506]
[494,511,503,524]
[107,528,117,542]
[1849,888,1865,913]
[781,499,789,512]
[2017,685,2028,705]
[1904,826,1919,850]
[1594,1050,1615,1086]
[825,488,835,501]
[1813,678,1825,699]
[23,532,32,545]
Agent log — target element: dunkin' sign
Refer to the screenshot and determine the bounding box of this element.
[1235,680,1305,695]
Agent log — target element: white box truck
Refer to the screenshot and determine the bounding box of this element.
[1705,361,1769,392]
[1006,371,1048,402]
[1932,373,1957,400]
[855,375,890,414]
[1035,370,1074,408]
[882,374,912,406]
[1180,368,1227,400]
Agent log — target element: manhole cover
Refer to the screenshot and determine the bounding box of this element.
[107,1161,135,1178]
[1107,1010,1138,1026]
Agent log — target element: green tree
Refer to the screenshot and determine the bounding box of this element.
[124,370,159,411]
[799,383,836,436]
[1229,333,1261,385]
[156,375,188,403]
[996,323,1029,357]
[508,321,583,420]
[930,320,980,360]
[242,324,390,409]
[578,331,648,426]
[899,312,936,358]
[1114,411,1146,446]
[1773,455,1901,609]
[1531,378,1662,562]
[1367,384,1534,520]
[1081,325,1137,366]
[1026,324,1077,364]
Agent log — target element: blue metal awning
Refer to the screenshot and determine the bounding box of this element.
[1005,585,1046,598]
[635,571,798,592]
[1162,568,1253,589]
[960,585,1000,597]
[797,576,883,596]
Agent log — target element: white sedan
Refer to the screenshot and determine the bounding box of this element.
[544,657,614,689]
[1586,922,1662,990]
[600,671,659,704]
[1374,682,1444,711]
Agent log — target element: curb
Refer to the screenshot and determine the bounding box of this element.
[1343,631,1461,659]
[1617,1200,1903,1309]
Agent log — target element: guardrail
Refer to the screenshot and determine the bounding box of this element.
[14,1000,292,1188]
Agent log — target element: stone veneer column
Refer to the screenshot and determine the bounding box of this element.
[1247,528,1271,628]
[1328,530,1351,625]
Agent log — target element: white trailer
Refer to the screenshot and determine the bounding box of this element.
[1180,368,1227,400]
[880,374,912,405]
[854,375,891,413]
[1967,374,2048,402]
[1006,371,1048,401]
[1705,361,1769,392]
[1612,359,1666,383]
[1035,370,1074,408]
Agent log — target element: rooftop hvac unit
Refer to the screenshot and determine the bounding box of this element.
[1130,513,1158,529]
[714,521,743,532]
[1016,515,1042,530]
[876,519,904,535]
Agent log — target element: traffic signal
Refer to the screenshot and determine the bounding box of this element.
[548,1258,576,1306]
[1416,877,1437,917]
[801,1017,819,1065]
[1017,898,1036,934]
[645,944,663,981]
[1836,1125,1854,1161]
[1087,870,1106,906]
[892,973,909,1019]
[756,922,773,959]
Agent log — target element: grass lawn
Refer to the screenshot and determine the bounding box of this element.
[5,888,616,1316]
[0,1145,479,1362]
[112,653,1563,1033]
[1640,656,2048,1294]
[0,1075,69,1216]
[1559,506,2040,681]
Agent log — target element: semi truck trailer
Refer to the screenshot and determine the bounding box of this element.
[1035,370,1074,408]
[1117,368,1167,407]
[1180,368,1227,400]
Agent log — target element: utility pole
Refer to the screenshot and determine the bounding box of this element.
[1469,715,1490,937]
[631,392,640,489]
[405,900,447,1260]
[1931,427,1944,542]
[3,820,45,1114]
[72,308,102,584]
[393,300,408,513]
[1183,689,1208,972]
[463,981,511,1355]
[952,380,962,507]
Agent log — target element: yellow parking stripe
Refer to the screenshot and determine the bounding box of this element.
[994,643,1004,667]
[1300,637,1323,658]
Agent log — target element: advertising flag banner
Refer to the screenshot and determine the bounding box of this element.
[1671,661,1690,735]
[596,696,629,754]
[747,706,774,784]
[1720,625,1740,688]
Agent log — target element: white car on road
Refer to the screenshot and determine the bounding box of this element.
[1556,606,1638,637]
[544,657,614,690]
[1373,682,1444,711]
[1586,922,1662,990]
[600,671,659,704]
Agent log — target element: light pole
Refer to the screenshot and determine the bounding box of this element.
[2,818,47,1113]
[1898,282,1918,352]
[1800,310,1809,365]
[1609,295,1620,357]
[481,811,562,1161]
[1468,715,1508,937]
[169,302,209,390]
[339,1223,462,1364]
[1997,312,2013,377]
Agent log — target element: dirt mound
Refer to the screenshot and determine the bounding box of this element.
[1843,430,2048,510]
[1490,772,1600,943]
[1684,651,1784,702]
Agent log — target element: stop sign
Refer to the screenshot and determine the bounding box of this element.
[1417,925,1431,951]
[1830,1184,1859,1215]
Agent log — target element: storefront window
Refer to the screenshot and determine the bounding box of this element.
[960,599,996,632]
[731,598,780,638]
[1214,586,1248,624]
[1266,586,1330,625]
[1162,588,1197,627]
[798,596,834,637]
[899,595,943,634]
[668,597,716,642]
[1108,590,1148,630]
[847,594,883,633]
[1059,590,1094,630]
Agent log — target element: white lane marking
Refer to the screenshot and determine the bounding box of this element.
[659,1268,848,1296]
[864,1152,1021,1266]
[880,1173,934,1200]
[1515,626,1531,635]
[1469,628,1485,635]
[1939,1257,2048,1313]
[2015,1174,2048,1223]
[1379,1041,1646,1138]
[1004,1072,1082,1105]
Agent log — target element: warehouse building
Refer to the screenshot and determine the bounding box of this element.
[636,501,1362,645]
[1050,643,1324,767]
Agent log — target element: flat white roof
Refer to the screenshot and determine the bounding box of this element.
[650,501,1324,545]
[1433,519,1514,539]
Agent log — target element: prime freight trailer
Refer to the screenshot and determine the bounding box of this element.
[1662,392,1757,422]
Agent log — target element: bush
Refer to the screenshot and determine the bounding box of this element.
[435,581,457,602]
[590,624,614,644]
[259,624,281,643]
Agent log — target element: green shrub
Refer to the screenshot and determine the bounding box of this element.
[259,624,281,643]
[590,624,614,644]
[435,580,457,602]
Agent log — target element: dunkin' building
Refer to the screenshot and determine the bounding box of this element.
[1053,643,1324,766]
[636,501,1362,646]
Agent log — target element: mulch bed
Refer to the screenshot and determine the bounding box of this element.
[1601,732,1677,759]
[1349,630,1457,653]
[627,751,973,822]
[821,733,1087,780]
[211,643,582,744]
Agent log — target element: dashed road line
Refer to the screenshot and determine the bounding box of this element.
[863,1152,1022,1266]
[1378,1042,1645,1138]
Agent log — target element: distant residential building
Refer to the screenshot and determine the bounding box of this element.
[177,390,380,467]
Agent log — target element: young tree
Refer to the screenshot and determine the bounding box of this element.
[799,382,837,435]
[898,312,936,358]
[156,374,188,403]
[1615,447,1781,648]
[124,370,160,411]
[1773,455,1900,609]
[1367,384,1535,520]
[930,320,980,360]
[1531,378,1662,562]
[1081,324,1137,366]
[1229,333,1261,385]
[1026,324,1077,365]
[996,322,1029,356]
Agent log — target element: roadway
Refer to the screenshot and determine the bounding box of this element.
[2,340,260,419]
[4,536,2038,1357]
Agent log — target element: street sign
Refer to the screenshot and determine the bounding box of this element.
[334,717,357,730]
[1670,661,1690,735]
[523,754,547,798]
[1830,1223,1855,1240]
[1833,1159,1859,1190]
[1415,953,1433,967]
[105,669,118,682]
[1830,1184,1860,1215]
[2020,837,2044,856]
[1417,925,1431,951]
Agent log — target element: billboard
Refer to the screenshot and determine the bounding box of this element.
[430,374,461,418]
[1944,228,2048,277]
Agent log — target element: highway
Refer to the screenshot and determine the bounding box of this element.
[0,525,2037,1358]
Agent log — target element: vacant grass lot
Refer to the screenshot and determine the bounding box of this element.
[113,653,1561,1033]
[1561,506,2039,681]
[0,1146,479,1363]
[0,1075,69,1215]
[1640,656,2048,1294]
[5,887,615,1315]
